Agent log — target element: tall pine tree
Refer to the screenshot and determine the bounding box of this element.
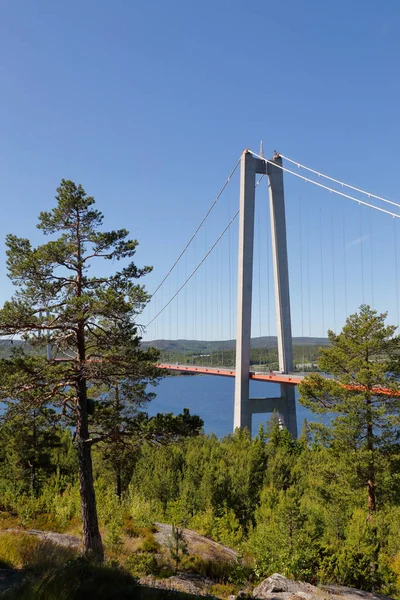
[0,180,160,560]
[299,305,400,515]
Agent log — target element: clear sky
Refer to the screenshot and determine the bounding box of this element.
[1,0,400,340]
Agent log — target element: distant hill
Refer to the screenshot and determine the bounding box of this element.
[0,339,37,358]
[142,336,329,353]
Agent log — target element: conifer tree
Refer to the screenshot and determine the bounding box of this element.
[299,305,400,515]
[0,180,161,560]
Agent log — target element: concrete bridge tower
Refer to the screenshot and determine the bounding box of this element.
[233,150,297,438]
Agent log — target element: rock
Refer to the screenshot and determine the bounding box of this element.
[252,574,394,600]
[154,522,237,562]
[139,573,214,596]
[4,528,81,549]
[252,574,317,599]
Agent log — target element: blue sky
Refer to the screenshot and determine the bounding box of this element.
[1,0,400,340]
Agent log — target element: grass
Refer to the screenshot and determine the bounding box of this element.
[0,524,251,598]
[0,557,210,599]
[0,532,77,572]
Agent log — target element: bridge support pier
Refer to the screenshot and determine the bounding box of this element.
[234,150,298,438]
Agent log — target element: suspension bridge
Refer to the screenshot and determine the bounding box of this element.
[142,147,400,438]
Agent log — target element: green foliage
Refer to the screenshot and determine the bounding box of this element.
[0,179,162,559]
[299,305,400,519]
[125,551,158,577]
[181,554,251,585]
[167,525,188,571]
[2,304,400,592]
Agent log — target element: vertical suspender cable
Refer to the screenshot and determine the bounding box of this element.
[257,191,262,367]
[394,218,400,326]
[176,262,179,344]
[228,178,233,345]
[331,214,336,332]
[216,241,219,360]
[305,196,311,337]
[168,275,172,362]
[369,209,374,308]
[360,205,365,303]
[299,197,304,367]
[193,236,197,352]
[319,208,325,337]
[219,242,223,364]
[266,179,271,339]
[203,226,207,343]
[184,247,187,360]
[343,212,348,319]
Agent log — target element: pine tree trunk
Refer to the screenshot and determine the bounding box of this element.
[76,379,104,561]
[115,468,122,499]
[367,478,376,514]
[77,433,104,561]
[76,319,104,560]
[74,223,104,561]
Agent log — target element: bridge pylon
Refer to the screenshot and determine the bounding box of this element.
[234,150,297,438]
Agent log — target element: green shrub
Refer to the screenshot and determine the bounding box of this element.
[180,554,250,585]
[125,552,158,577]
[141,532,160,553]
[128,492,163,528]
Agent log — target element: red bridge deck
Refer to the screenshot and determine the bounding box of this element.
[157,363,304,385]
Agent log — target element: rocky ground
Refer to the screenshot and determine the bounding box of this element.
[231,573,393,600]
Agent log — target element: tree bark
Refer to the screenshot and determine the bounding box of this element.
[76,364,104,561]
[77,435,104,561]
[115,467,122,499]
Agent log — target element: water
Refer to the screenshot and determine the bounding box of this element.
[147,375,322,438]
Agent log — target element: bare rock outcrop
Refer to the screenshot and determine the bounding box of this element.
[249,574,393,600]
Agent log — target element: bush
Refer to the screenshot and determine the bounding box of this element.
[180,554,251,585]
[128,492,163,528]
[125,552,158,577]
[141,532,160,553]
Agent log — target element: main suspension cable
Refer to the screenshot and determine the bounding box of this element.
[146,210,240,327]
[150,157,241,299]
[280,153,400,210]
[249,151,400,219]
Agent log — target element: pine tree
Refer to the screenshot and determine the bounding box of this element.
[0,404,61,495]
[0,180,161,560]
[299,305,400,515]
[168,524,188,571]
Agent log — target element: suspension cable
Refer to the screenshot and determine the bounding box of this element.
[249,151,400,219]
[360,205,365,303]
[331,214,336,331]
[257,187,262,366]
[394,218,400,326]
[299,197,304,366]
[279,153,400,210]
[146,210,240,327]
[343,211,348,318]
[319,208,325,337]
[150,157,241,299]
[369,209,374,308]
[305,196,311,336]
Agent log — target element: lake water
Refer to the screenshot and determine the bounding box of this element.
[147,375,321,438]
